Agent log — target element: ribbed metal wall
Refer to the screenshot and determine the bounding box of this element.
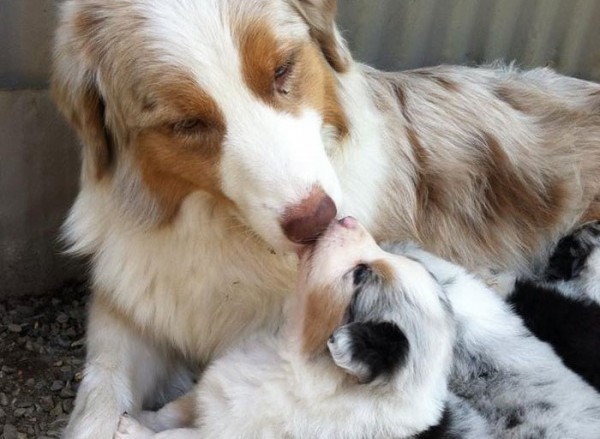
[337,0,600,81]
[1,0,599,88]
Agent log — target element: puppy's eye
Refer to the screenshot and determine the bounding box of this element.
[353,264,370,285]
[274,57,295,94]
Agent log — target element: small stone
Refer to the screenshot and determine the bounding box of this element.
[62,398,74,413]
[49,403,63,417]
[1,365,16,374]
[0,406,6,418]
[59,387,76,399]
[74,371,84,382]
[17,433,28,439]
[50,380,64,391]
[56,313,69,324]
[14,407,27,417]
[39,396,54,411]
[7,323,22,333]
[71,338,85,348]
[25,378,35,387]
[3,424,18,439]
[60,365,73,381]
[15,399,33,408]
[52,360,63,368]
[0,392,8,405]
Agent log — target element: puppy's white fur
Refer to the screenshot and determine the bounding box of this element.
[116,221,468,439]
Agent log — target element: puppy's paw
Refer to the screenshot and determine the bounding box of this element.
[114,414,155,439]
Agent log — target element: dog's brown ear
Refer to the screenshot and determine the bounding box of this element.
[51,8,115,182]
[52,71,114,181]
[290,0,352,72]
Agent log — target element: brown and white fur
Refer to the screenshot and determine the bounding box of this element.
[51,0,600,437]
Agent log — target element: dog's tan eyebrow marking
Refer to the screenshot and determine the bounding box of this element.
[234,18,349,139]
[129,70,232,223]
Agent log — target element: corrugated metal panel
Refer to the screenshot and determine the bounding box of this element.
[0,0,599,88]
[0,0,60,89]
[337,0,600,81]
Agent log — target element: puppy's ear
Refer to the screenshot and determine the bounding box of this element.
[327,321,409,384]
[289,0,352,72]
[51,7,115,181]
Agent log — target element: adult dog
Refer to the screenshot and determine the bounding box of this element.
[52,0,600,437]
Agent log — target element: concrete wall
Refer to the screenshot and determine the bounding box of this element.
[1,0,599,296]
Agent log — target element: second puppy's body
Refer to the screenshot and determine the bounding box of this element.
[403,244,600,439]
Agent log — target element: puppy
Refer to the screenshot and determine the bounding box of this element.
[508,221,600,391]
[115,217,487,438]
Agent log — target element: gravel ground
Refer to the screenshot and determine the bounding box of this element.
[0,281,88,439]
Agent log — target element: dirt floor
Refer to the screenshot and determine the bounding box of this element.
[0,281,88,439]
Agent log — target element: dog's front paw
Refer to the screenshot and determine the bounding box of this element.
[114,414,155,439]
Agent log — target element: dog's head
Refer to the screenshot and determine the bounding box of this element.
[296,217,456,386]
[52,0,352,250]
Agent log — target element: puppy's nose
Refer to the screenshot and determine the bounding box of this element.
[281,187,337,244]
[338,216,357,229]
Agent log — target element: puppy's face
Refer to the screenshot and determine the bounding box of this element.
[297,218,455,384]
[53,0,351,251]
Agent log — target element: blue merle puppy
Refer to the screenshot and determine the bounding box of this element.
[396,239,600,439]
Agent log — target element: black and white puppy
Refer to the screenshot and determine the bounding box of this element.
[115,217,486,439]
[508,221,600,391]
[398,241,600,439]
